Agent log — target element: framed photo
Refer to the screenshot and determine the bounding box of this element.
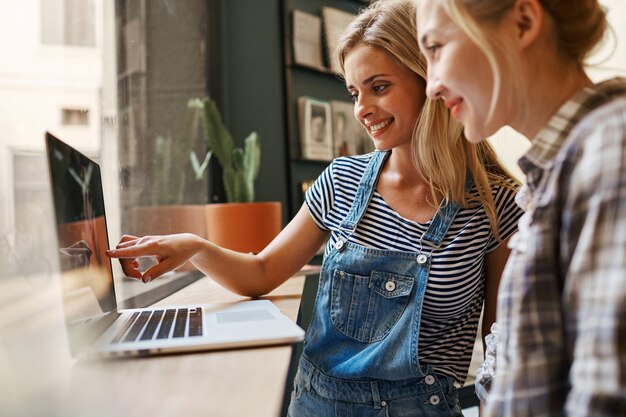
[292,9,326,71]
[298,96,334,161]
[330,100,372,157]
[321,7,356,74]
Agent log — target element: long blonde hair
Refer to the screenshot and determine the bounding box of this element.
[337,0,518,239]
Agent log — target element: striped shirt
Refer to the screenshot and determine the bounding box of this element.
[485,77,626,417]
[305,153,522,383]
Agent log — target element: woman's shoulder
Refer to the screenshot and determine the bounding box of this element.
[490,176,521,195]
[578,96,626,135]
[490,176,521,212]
[464,175,521,218]
[330,152,375,176]
[572,79,626,146]
[466,174,519,201]
[332,152,375,165]
[566,97,626,162]
[564,97,626,184]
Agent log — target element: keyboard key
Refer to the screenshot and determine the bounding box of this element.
[188,308,203,337]
[112,311,140,343]
[173,308,188,338]
[123,311,151,342]
[140,310,164,341]
[156,309,177,339]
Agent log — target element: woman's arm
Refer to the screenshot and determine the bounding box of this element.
[107,204,328,297]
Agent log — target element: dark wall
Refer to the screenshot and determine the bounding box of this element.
[217,0,289,221]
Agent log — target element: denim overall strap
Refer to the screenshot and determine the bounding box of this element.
[339,150,390,232]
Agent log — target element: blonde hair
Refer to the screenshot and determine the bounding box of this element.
[441,0,609,122]
[337,0,518,239]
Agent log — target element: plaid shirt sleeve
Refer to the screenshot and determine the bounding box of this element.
[486,91,626,417]
[560,100,626,416]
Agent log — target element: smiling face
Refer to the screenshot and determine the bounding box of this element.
[417,0,508,142]
[343,42,426,151]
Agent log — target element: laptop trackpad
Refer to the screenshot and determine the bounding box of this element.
[216,309,274,324]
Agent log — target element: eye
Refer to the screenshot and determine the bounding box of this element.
[348,91,358,102]
[424,43,441,56]
[372,83,389,94]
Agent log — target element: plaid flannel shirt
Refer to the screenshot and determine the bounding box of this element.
[485,77,626,417]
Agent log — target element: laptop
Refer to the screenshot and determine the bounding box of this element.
[45,131,304,358]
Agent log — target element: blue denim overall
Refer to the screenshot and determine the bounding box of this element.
[288,151,464,417]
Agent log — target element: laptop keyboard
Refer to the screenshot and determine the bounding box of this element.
[112,307,204,343]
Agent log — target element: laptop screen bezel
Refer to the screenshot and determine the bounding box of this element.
[45,131,120,355]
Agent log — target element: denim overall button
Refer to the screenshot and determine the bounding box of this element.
[381,400,387,407]
[424,375,435,385]
[335,240,345,251]
[384,281,396,291]
[416,254,428,265]
[429,395,440,405]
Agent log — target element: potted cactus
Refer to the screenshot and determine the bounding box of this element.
[192,98,282,254]
[189,98,259,203]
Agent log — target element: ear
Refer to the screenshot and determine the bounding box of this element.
[511,0,543,49]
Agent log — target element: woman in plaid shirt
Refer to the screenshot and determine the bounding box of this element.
[416,0,626,416]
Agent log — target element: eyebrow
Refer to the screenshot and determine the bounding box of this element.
[346,73,390,90]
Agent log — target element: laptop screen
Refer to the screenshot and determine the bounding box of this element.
[46,132,117,332]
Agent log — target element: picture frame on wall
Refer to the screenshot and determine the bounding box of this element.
[291,9,326,71]
[321,7,357,74]
[298,96,334,161]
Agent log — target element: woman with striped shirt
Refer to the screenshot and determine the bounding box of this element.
[108,0,522,415]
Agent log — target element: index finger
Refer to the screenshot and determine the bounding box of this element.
[106,244,152,259]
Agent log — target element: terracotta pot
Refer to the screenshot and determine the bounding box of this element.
[205,202,282,254]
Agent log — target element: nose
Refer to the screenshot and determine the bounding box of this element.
[426,77,445,100]
[355,95,374,121]
[425,63,445,100]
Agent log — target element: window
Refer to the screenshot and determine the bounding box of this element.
[62,108,90,126]
[1,0,211,307]
[41,0,96,47]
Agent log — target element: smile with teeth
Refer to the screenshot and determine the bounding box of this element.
[369,119,391,132]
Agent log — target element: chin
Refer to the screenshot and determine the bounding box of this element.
[462,117,498,143]
[371,139,388,151]
[461,127,486,144]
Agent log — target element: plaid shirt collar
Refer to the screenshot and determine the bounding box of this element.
[518,77,626,187]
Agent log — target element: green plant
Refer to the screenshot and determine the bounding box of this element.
[152,132,185,206]
[152,101,212,206]
[190,98,260,203]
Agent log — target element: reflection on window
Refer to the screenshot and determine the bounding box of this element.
[115,1,210,233]
[1,0,210,297]
[12,152,55,277]
[62,108,90,126]
[41,0,96,47]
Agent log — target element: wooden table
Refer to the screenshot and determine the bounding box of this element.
[0,273,305,417]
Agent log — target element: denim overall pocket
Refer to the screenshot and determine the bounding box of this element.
[330,269,414,343]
